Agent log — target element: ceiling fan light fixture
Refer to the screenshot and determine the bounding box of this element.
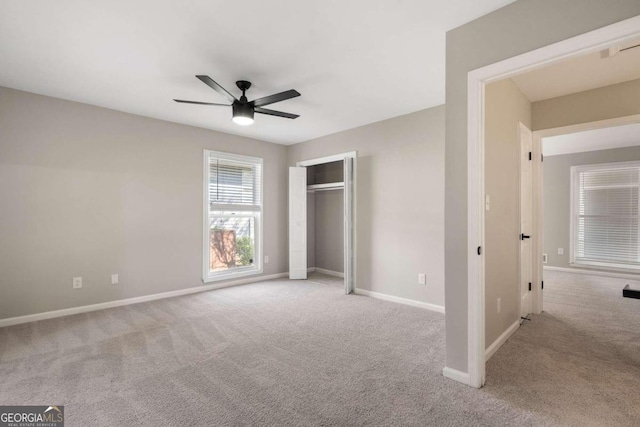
[232,102,254,126]
[175,76,300,124]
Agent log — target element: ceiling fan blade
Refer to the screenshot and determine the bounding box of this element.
[255,107,299,119]
[174,99,230,106]
[196,75,237,103]
[252,89,300,107]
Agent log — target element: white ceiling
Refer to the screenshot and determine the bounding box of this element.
[543,122,640,156]
[0,0,515,145]
[512,40,640,102]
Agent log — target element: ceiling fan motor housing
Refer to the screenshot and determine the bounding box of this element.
[232,101,254,121]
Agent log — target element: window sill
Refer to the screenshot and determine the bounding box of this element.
[570,262,640,274]
[203,267,263,283]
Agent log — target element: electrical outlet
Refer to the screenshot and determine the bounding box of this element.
[418,273,426,285]
[72,277,82,289]
[264,255,269,264]
[497,297,501,314]
[558,248,564,255]
[542,253,548,264]
[111,274,119,285]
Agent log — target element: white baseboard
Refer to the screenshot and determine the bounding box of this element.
[544,265,640,280]
[314,267,344,278]
[485,320,519,362]
[354,288,445,314]
[442,367,470,385]
[307,267,316,273]
[0,272,289,328]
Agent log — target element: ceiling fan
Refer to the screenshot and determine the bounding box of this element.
[174,75,301,126]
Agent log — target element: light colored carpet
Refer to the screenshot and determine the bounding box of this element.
[0,271,637,426]
[485,270,640,426]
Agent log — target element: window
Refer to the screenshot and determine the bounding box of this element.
[203,150,263,282]
[571,161,640,270]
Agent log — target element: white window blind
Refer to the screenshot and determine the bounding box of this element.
[572,162,640,269]
[204,151,263,282]
[209,156,262,210]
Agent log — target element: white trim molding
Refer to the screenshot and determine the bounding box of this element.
[544,265,640,280]
[466,15,640,390]
[442,367,470,385]
[296,151,357,167]
[314,267,345,278]
[0,273,288,328]
[485,321,520,362]
[354,288,445,314]
[307,266,345,278]
[467,69,486,389]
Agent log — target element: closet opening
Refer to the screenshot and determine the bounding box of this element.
[289,152,356,293]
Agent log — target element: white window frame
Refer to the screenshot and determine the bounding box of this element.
[570,160,640,272]
[203,150,263,283]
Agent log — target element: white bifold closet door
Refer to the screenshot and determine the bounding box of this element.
[289,167,307,279]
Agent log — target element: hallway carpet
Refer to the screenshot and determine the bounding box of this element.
[1,272,638,425]
[484,270,640,426]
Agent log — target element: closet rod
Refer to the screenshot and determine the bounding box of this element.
[307,188,344,194]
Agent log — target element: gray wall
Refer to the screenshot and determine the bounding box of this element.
[533,78,640,131]
[484,79,531,349]
[288,106,446,308]
[445,0,640,373]
[314,189,344,273]
[544,146,640,269]
[0,86,288,320]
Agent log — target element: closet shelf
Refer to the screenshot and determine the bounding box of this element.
[307,182,344,192]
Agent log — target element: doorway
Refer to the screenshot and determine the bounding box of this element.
[465,16,640,388]
[534,114,640,310]
[289,151,356,294]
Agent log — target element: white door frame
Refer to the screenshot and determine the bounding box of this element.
[533,113,640,311]
[297,151,357,294]
[466,15,640,389]
[532,130,543,315]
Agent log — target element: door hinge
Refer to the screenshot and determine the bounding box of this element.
[541,153,544,162]
[477,246,482,255]
[528,282,532,291]
[528,151,532,161]
[541,280,544,290]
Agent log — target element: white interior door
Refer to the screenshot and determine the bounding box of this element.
[343,157,354,294]
[289,167,307,279]
[519,123,533,318]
